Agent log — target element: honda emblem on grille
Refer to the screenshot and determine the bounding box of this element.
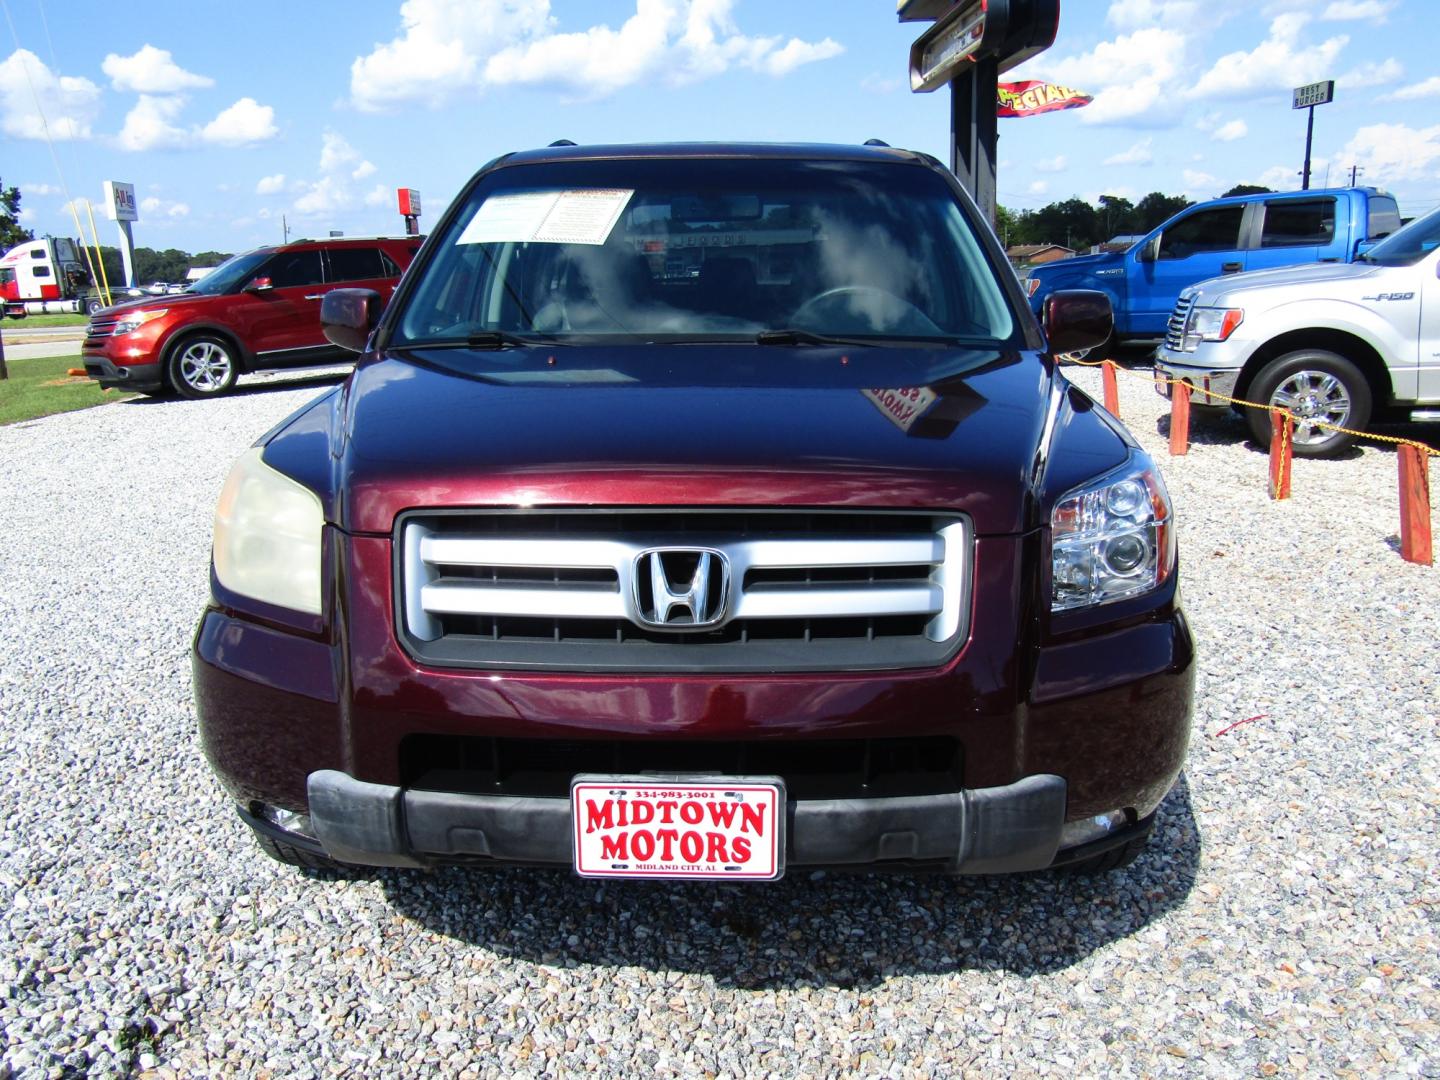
[632,548,731,630]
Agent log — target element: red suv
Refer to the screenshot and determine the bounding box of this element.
[82,235,422,398]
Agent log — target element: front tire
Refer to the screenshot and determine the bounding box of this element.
[85,297,104,316]
[1245,350,1371,458]
[166,334,238,399]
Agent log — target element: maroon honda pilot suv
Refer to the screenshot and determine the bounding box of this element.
[83,235,421,398]
[193,143,1194,881]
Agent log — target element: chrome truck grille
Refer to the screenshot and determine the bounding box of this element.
[1164,294,1195,352]
[84,316,121,343]
[395,511,971,672]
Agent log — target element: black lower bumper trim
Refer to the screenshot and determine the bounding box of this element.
[302,769,1075,875]
[82,355,163,391]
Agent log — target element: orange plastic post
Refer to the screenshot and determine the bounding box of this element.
[1102,361,1119,417]
[1269,410,1292,500]
[1398,444,1433,566]
[1169,381,1191,456]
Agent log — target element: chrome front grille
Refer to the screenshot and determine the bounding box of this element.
[397,511,971,672]
[1164,295,1195,352]
[84,317,120,342]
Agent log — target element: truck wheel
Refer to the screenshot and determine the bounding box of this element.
[85,297,104,316]
[1245,350,1371,458]
[167,334,238,399]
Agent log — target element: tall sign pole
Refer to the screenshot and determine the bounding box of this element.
[1292,80,1334,192]
[901,0,1060,226]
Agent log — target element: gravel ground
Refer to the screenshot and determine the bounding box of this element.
[1,361,1437,1078]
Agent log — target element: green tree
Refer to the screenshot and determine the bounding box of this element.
[1220,184,1274,198]
[1133,192,1193,233]
[1,178,35,251]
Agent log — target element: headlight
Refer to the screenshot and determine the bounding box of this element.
[1180,306,1242,351]
[1051,460,1175,612]
[113,308,167,335]
[212,448,324,615]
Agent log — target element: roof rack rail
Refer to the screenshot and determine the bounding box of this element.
[863,138,890,147]
[549,139,578,147]
[284,234,424,245]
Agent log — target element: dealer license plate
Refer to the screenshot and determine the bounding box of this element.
[571,776,785,881]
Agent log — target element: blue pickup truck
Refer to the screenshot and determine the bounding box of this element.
[1024,187,1402,347]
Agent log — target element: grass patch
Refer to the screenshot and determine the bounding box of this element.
[2,312,89,330]
[0,354,136,425]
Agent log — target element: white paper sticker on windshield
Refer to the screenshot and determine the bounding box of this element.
[457,189,634,246]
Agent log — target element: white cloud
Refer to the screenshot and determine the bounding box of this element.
[860,72,901,95]
[1104,138,1153,166]
[1017,28,1186,126]
[1182,168,1218,194]
[1035,155,1068,173]
[756,37,843,77]
[1189,14,1347,100]
[352,0,843,109]
[1106,0,1200,28]
[1380,75,1440,102]
[1332,58,1402,92]
[289,132,386,220]
[117,94,188,151]
[199,98,277,146]
[0,49,102,141]
[102,45,212,93]
[1212,119,1247,142]
[1324,123,1440,183]
[1320,0,1394,19]
[23,182,60,196]
[1258,164,1300,189]
[1027,180,1049,196]
[256,173,287,195]
[138,195,190,219]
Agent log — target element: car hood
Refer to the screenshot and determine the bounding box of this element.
[1028,251,1123,279]
[1192,260,1383,303]
[97,292,205,315]
[305,345,1122,537]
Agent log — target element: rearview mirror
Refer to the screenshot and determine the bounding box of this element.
[1043,290,1113,355]
[244,276,273,293]
[321,288,384,353]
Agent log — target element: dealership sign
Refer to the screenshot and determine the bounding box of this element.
[103,181,138,222]
[997,80,1092,118]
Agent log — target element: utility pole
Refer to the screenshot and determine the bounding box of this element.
[1349,164,1363,186]
[282,214,291,243]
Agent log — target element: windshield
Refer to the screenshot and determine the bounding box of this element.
[393,157,1017,348]
[1364,206,1440,266]
[186,249,272,295]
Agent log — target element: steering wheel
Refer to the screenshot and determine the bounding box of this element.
[790,285,940,335]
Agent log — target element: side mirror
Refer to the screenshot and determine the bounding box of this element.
[1138,235,1161,263]
[321,288,384,353]
[1043,290,1113,355]
[244,276,274,293]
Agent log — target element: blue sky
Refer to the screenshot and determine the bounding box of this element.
[3,0,1437,253]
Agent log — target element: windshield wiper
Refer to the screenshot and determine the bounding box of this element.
[755,328,968,348]
[755,329,877,347]
[403,331,567,350]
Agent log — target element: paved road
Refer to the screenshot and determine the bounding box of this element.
[0,339,84,362]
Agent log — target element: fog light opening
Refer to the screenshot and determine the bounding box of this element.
[1059,809,1129,849]
[256,803,315,839]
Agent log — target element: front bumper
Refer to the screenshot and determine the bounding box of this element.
[1153,352,1241,407]
[255,768,1147,874]
[82,352,163,391]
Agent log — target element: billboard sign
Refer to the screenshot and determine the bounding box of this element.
[1292,80,1334,109]
[397,188,422,217]
[103,181,138,222]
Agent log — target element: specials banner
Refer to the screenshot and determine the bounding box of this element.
[997,81,1092,118]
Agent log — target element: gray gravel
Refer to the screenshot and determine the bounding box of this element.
[1,361,1437,1078]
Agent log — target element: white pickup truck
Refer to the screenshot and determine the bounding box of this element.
[1155,206,1440,456]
